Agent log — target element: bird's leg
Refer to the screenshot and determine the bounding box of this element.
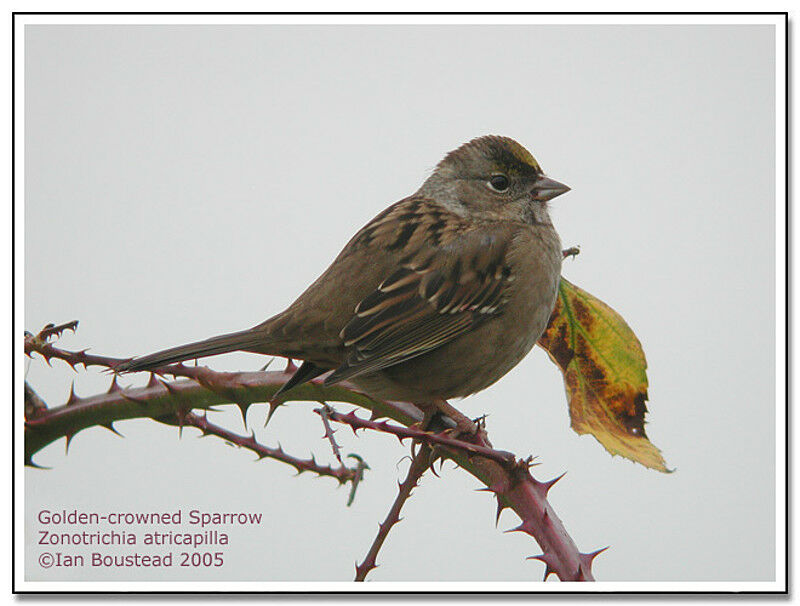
[418,407,438,431]
[416,401,494,467]
[432,398,478,436]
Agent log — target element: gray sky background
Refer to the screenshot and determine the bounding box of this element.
[23,23,778,585]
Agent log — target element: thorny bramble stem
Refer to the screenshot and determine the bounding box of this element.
[355,444,431,581]
[182,411,359,487]
[318,404,345,466]
[318,408,515,466]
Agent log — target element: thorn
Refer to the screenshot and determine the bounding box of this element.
[174,407,189,435]
[147,373,160,389]
[538,471,567,495]
[265,401,282,426]
[65,381,80,406]
[158,378,180,396]
[504,520,536,535]
[100,422,123,437]
[64,432,76,453]
[107,375,122,394]
[259,358,274,372]
[73,349,90,370]
[476,481,505,494]
[425,447,442,470]
[579,546,609,571]
[495,499,508,526]
[25,456,49,469]
[285,358,297,373]
[527,553,557,580]
[234,400,250,428]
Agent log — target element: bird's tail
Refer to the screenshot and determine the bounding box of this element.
[116,329,267,373]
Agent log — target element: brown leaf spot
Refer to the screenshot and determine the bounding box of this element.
[619,391,649,437]
[543,322,574,369]
[574,334,608,392]
[570,297,595,331]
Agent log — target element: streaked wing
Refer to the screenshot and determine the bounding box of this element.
[324,224,517,385]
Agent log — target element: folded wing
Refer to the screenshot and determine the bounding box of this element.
[325,225,517,385]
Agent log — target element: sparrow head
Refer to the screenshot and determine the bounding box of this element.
[422,135,570,224]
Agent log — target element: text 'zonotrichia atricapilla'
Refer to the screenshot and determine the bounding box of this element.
[118,136,570,427]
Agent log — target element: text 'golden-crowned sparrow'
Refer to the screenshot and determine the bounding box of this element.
[118,136,570,425]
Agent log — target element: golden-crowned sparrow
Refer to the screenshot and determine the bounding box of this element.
[118,136,569,424]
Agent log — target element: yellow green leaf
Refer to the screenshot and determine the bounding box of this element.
[538,278,670,472]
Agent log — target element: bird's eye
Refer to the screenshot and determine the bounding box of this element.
[488,174,510,192]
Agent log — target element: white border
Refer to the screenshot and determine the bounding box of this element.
[772,13,788,598]
[11,13,788,25]
[12,11,787,594]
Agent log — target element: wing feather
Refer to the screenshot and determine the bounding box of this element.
[325,220,518,386]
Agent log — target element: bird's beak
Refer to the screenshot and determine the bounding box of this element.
[531,175,570,202]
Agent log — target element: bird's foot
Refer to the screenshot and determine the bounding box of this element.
[433,399,479,435]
